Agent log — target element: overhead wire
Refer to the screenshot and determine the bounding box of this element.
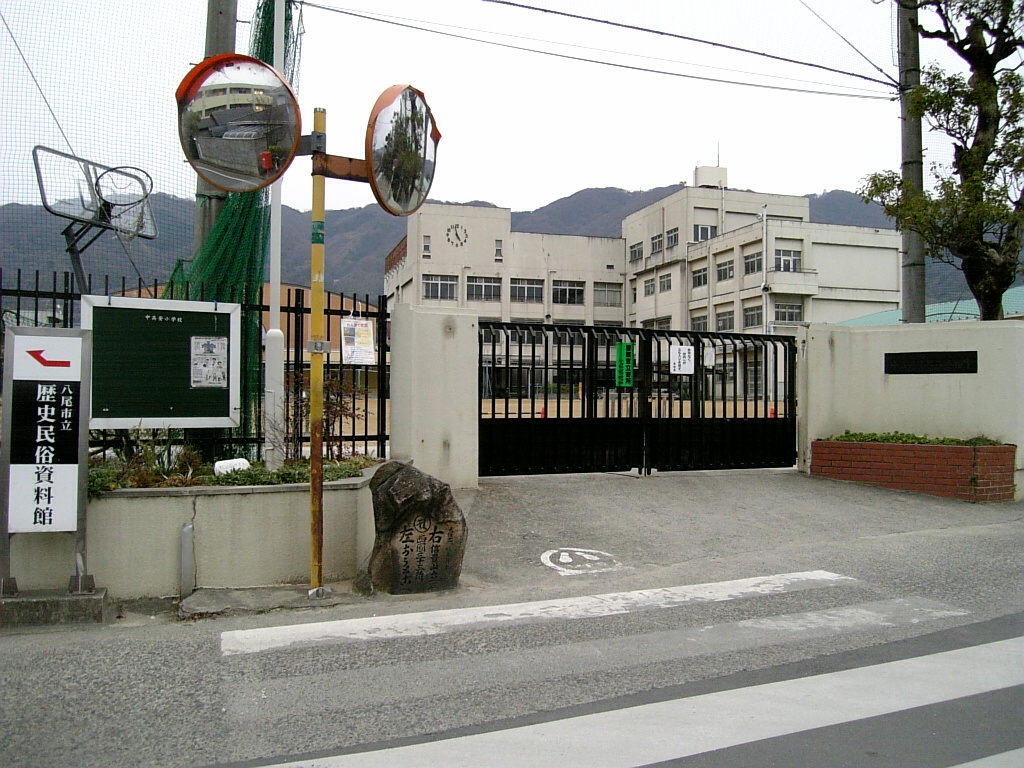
[319,4,888,95]
[298,2,895,100]
[797,0,899,86]
[482,0,897,88]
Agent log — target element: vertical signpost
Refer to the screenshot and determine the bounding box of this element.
[1,328,92,596]
[176,53,440,598]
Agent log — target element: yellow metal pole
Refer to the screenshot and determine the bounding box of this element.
[309,107,326,590]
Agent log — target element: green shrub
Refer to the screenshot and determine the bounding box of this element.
[825,431,1001,446]
[88,456,378,498]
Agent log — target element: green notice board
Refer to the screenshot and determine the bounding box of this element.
[82,296,240,428]
[615,341,634,387]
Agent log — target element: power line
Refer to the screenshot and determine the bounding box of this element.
[325,5,888,95]
[0,9,76,155]
[797,0,899,87]
[299,2,895,100]
[483,0,897,88]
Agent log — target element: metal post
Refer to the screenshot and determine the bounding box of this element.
[309,108,327,593]
[264,0,287,468]
[375,294,388,459]
[899,0,926,323]
[193,0,237,258]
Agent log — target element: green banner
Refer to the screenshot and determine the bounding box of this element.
[615,341,634,387]
[311,221,325,245]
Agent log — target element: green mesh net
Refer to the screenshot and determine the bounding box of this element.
[166,0,302,459]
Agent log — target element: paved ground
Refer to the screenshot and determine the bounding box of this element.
[180,468,1024,621]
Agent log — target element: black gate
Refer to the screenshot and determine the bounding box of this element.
[478,321,796,476]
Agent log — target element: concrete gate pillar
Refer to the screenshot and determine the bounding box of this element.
[389,304,479,489]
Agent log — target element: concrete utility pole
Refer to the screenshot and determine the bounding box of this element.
[192,0,238,258]
[898,0,926,323]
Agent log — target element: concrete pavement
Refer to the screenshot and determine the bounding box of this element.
[176,468,1024,621]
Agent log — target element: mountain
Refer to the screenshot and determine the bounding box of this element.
[2,185,1007,303]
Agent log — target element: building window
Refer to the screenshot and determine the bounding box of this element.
[774,249,802,272]
[510,278,543,303]
[666,227,679,249]
[629,242,643,261]
[554,319,585,345]
[642,316,671,330]
[716,260,734,281]
[422,235,431,258]
[643,278,656,297]
[691,314,708,331]
[467,276,501,302]
[693,224,718,242]
[692,267,708,288]
[745,359,763,397]
[715,310,734,331]
[743,305,763,328]
[774,302,803,322]
[480,316,502,345]
[552,279,584,305]
[423,274,457,301]
[593,282,622,307]
[494,240,503,261]
[744,251,762,274]
[651,234,664,254]
[659,274,671,292]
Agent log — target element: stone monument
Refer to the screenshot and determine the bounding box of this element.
[367,462,467,594]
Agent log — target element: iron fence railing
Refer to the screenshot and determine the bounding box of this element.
[0,268,388,460]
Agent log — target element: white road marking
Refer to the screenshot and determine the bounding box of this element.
[266,637,1024,767]
[221,598,968,724]
[953,748,1024,767]
[220,569,855,656]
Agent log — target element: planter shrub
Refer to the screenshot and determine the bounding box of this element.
[811,439,1015,502]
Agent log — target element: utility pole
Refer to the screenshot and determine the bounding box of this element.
[192,0,238,258]
[898,0,926,323]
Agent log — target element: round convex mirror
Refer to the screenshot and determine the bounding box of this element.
[176,54,301,193]
[365,85,441,216]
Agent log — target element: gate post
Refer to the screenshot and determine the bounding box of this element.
[638,331,653,474]
[390,305,478,489]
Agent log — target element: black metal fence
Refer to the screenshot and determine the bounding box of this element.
[479,321,796,475]
[0,268,388,460]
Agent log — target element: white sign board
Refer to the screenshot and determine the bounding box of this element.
[1,328,90,534]
[704,345,717,368]
[341,318,376,365]
[669,345,695,375]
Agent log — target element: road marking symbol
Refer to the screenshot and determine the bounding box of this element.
[220,570,858,656]
[541,547,623,576]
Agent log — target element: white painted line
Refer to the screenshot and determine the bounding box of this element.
[266,636,1024,767]
[220,570,855,656]
[953,748,1024,767]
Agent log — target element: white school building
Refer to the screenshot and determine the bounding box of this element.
[383,167,901,332]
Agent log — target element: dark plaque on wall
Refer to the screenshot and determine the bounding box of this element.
[884,351,978,375]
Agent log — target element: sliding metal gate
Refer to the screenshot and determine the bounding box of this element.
[478,321,796,476]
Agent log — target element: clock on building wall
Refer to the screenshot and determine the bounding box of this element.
[446,223,469,247]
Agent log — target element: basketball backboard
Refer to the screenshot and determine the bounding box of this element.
[32,145,158,240]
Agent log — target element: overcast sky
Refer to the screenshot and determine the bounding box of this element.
[3,0,965,214]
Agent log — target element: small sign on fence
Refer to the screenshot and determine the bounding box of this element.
[341,318,375,365]
[669,345,695,375]
[615,341,634,387]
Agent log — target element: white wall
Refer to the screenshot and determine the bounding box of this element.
[389,304,479,490]
[798,321,1024,498]
[9,476,375,598]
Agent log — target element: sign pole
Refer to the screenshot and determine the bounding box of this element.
[309,107,327,593]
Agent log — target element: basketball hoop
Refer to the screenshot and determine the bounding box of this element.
[32,146,158,292]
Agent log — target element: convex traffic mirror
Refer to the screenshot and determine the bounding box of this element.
[176,53,301,193]
[366,85,441,216]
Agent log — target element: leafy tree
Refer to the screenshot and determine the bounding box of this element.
[861,0,1023,319]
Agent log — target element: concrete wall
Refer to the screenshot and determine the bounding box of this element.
[9,473,377,599]
[798,321,1024,498]
[389,304,479,490]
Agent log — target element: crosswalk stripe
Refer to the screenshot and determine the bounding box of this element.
[220,570,856,656]
[953,747,1024,767]
[266,636,1024,767]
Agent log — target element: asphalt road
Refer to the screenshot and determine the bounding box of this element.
[1,470,1022,767]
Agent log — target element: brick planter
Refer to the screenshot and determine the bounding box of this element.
[811,441,1016,502]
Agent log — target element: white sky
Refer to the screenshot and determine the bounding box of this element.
[2,0,965,214]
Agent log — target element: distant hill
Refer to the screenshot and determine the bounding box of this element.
[3,185,1009,303]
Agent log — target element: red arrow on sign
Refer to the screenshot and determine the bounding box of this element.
[27,350,71,368]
